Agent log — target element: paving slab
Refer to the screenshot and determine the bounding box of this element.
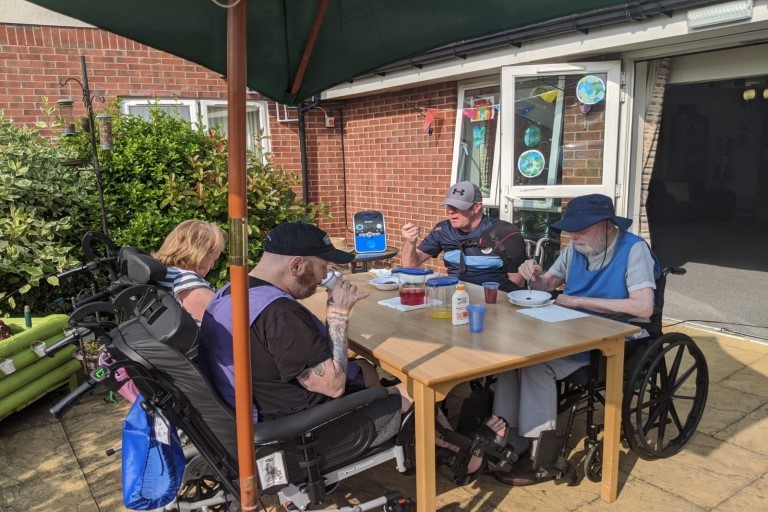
[712,469,768,511]
[61,395,128,511]
[695,381,768,436]
[714,402,768,457]
[0,393,99,512]
[719,353,768,399]
[575,477,706,511]
[692,335,766,385]
[620,432,768,510]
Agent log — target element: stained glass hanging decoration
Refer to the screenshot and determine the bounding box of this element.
[517,150,545,178]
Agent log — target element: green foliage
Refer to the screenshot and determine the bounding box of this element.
[0,108,98,315]
[62,101,328,289]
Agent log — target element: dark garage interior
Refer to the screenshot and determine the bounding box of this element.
[648,75,768,341]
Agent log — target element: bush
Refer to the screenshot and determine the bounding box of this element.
[0,108,99,316]
[62,102,328,288]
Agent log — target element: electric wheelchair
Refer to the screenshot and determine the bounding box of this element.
[50,246,518,511]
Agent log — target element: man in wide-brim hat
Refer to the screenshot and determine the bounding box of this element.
[491,193,660,486]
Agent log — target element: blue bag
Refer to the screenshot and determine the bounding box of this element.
[122,395,186,510]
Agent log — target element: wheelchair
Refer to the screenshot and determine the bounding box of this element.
[50,246,517,511]
[535,266,710,484]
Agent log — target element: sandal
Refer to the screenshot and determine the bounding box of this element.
[435,446,487,486]
[469,417,520,472]
[436,417,515,485]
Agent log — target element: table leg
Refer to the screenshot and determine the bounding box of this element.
[601,335,625,502]
[412,380,436,512]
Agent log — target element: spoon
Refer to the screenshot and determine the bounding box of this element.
[526,254,536,299]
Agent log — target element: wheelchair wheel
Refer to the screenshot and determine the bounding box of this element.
[622,333,708,460]
[584,441,602,483]
[175,476,234,511]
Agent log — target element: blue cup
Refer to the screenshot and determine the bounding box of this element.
[466,304,487,333]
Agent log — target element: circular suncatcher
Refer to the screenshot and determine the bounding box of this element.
[517,150,545,178]
[524,124,541,147]
[576,75,606,105]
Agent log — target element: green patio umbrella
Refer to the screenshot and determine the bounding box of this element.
[26,0,634,507]
[28,0,630,105]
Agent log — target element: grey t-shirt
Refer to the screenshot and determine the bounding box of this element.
[548,231,656,293]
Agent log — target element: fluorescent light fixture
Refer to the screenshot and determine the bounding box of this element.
[687,0,753,29]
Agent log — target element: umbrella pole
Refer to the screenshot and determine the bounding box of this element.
[226,0,259,508]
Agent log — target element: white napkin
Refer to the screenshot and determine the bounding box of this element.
[516,304,589,322]
[377,296,428,312]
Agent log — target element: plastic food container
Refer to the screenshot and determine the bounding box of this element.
[391,267,434,306]
[426,276,459,319]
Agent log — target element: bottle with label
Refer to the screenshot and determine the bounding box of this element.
[451,284,469,325]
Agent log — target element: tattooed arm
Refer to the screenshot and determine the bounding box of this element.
[296,278,369,398]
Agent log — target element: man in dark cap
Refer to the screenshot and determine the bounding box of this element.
[198,222,403,444]
[401,181,526,289]
[492,193,659,486]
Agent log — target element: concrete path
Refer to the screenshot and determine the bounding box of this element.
[1,325,766,511]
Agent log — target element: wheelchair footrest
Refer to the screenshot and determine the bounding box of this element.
[436,425,520,479]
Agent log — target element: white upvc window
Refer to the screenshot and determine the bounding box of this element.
[120,98,270,154]
[450,79,502,210]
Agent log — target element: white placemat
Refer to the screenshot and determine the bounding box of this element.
[377,296,428,312]
[516,304,589,322]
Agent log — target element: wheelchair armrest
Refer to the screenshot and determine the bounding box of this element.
[627,317,650,324]
[253,387,390,444]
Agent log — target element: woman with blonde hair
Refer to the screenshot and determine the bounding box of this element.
[154,220,227,322]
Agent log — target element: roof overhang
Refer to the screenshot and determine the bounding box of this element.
[323,0,768,100]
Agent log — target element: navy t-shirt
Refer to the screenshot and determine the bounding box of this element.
[418,217,525,287]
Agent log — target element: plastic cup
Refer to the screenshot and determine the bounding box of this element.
[0,358,16,375]
[31,340,47,358]
[482,282,500,304]
[466,304,487,333]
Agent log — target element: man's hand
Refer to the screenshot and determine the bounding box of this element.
[327,277,370,314]
[518,259,543,283]
[401,223,421,244]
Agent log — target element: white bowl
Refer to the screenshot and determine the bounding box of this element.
[507,290,552,306]
[370,277,399,291]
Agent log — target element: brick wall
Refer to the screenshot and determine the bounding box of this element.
[271,84,460,272]
[561,76,606,186]
[0,24,247,130]
[2,23,462,272]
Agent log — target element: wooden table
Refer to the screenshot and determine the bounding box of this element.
[303,274,638,511]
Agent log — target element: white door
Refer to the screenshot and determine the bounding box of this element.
[499,61,623,239]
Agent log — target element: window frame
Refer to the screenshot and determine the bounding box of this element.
[450,77,502,209]
[120,98,271,154]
